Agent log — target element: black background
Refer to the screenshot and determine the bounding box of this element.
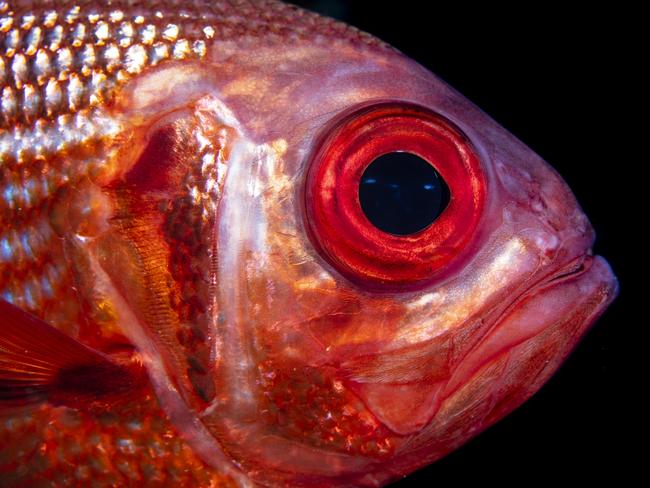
[289,1,638,485]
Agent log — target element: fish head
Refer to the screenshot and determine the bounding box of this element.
[22,3,617,485]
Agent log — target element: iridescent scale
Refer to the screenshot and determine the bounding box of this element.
[0,0,382,320]
[1,0,216,324]
[0,1,384,484]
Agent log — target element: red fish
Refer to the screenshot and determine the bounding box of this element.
[0,1,618,486]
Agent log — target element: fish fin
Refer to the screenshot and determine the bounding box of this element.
[0,298,147,410]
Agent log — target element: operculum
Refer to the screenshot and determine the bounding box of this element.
[52,98,237,413]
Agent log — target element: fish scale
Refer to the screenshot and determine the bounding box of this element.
[0,0,376,484]
[0,0,380,314]
[0,394,236,486]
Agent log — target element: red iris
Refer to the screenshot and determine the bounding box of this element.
[304,103,486,290]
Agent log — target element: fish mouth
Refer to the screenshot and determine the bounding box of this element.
[347,251,618,438]
[536,252,596,287]
[482,250,617,359]
[498,251,601,323]
[442,251,618,411]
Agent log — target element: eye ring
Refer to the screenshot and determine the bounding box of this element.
[304,102,486,289]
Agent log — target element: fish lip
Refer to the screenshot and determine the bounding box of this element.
[336,251,617,437]
[427,251,619,428]
[488,249,619,364]
[542,252,595,285]
[475,249,617,349]
[499,251,600,322]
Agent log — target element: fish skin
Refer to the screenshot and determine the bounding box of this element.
[0,1,618,487]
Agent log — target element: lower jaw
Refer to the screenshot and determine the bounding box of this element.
[363,254,618,482]
[442,254,617,397]
[338,253,616,438]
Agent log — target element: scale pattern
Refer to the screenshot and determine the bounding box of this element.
[0,0,384,319]
[0,393,237,486]
[0,0,388,484]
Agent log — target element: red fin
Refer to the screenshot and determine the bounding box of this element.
[0,298,147,410]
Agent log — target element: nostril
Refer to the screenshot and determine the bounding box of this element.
[571,209,593,237]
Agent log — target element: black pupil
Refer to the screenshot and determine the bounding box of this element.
[359,152,450,235]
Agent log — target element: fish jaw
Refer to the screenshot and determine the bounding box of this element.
[352,256,618,486]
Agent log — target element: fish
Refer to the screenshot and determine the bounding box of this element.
[0,0,618,486]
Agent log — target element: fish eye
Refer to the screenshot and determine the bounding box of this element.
[304,102,486,289]
[359,151,450,236]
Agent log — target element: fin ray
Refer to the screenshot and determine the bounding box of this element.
[0,298,146,409]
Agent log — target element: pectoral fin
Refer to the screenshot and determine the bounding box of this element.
[0,298,147,411]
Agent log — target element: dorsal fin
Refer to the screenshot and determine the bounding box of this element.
[0,298,147,410]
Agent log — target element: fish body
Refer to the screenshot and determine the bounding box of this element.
[0,1,617,486]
